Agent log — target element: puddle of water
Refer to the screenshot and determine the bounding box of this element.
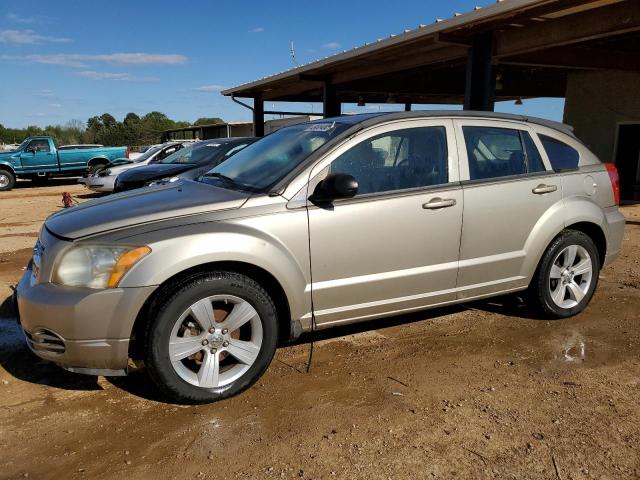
[0,317,25,350]
[561,333,586,363]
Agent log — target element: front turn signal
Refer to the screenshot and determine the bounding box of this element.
[107,246,151,288]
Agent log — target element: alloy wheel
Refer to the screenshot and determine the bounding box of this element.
[548,244,593,309]
[168,295,263,389]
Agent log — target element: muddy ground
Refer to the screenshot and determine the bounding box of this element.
[0,179,639,480]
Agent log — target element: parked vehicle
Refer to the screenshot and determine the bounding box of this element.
[0,136,128,191]
[113,137,255,192]
[15,111,624,404]
[81,142,185,193]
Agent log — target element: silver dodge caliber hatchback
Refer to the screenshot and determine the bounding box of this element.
[16,111,624,403]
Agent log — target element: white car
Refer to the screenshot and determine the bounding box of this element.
[80,142,184,192]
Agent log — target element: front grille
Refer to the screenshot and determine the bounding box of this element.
[25,328,66,354]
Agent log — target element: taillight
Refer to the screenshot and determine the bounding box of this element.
[604,163,620,206]
[125,148,129,158]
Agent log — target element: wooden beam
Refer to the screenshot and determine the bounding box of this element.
[464,31,495,111]
[499,46,640,71]
[253,97,264,137]
[330,45,468,84]
[495,1,640,57]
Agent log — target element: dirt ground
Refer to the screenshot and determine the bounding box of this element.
[1,179,639,480]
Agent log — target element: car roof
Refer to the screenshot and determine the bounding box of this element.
[315,110,576,138]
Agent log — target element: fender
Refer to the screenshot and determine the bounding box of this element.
[0,160,16,174]
[521,195,605,282]
[117,220,311,324]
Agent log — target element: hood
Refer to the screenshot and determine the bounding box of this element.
[118,163,195,183]
[45,180,249,239]
[0,150,18,160]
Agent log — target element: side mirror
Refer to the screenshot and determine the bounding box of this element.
[310,172,358,204]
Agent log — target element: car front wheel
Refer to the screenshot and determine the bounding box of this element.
[530,230,600,319]
[144,271,278,404]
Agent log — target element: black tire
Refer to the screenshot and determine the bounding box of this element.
[144,271,278,404]
[529,230,600,319]
[0,169,16,191]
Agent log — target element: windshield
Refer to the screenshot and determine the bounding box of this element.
[157,142,223,165]
[203,122,349,191]
[17,138,31,151]
[134,145,164,163]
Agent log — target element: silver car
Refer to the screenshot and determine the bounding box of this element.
[81,142,185,193]
[16,112,624,404]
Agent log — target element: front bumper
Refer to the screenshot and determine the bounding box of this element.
[85,174,116,192]
[16,267,156,374]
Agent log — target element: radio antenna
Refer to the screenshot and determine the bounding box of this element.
[290,40,299,66]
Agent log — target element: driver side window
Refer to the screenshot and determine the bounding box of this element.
[329,126,448,195]
[26,139,50,153]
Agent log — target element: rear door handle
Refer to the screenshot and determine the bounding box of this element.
[532,184,558,194]
[423,197,457,209]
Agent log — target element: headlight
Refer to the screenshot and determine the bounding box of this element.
[147,176,179,186]
[53,245,151,289]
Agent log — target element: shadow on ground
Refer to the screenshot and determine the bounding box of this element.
[15,178,80,189]
[0,318,101,391]
[2,292,544,401]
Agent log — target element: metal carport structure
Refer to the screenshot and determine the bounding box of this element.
[222,0,640,199]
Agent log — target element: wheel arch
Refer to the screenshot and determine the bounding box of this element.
[0,162,16,175]
[128,260,294,360]
[563,221,606,267]
[87,156,109,167]
[522,197,607,282]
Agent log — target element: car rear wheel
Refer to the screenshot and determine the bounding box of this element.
[144,271,278,404]
[530,230,600,318]
[0,169,16,191]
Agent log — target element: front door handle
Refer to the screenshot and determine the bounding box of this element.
[532,184,558,194]
[423,197,457,209]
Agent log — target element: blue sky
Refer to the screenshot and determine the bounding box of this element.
[0,1,564,128]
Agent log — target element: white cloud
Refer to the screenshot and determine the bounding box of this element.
[74,70,159,81]
[0,29,71,44]
[6,13,47,24]
[48,103,62,108]
[193,85,225,92]
[322,42,341,50]
[2,53,188,68]
[249,27,264,33]
[37,89,55,97]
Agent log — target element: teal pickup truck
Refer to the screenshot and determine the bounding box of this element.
[0,136,128,191]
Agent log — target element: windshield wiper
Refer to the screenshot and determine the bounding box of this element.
[204,172,238,184]
[203,172,257,192]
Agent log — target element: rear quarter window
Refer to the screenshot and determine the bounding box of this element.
[539,135,579,171]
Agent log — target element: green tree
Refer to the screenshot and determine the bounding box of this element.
[193,117,224,126]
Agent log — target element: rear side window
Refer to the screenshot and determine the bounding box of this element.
[463,127,526,180]
[539,135,579,171]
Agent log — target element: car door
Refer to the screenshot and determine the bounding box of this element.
[307,119,462,327]
[453,119,561,299]
[19,139,58,173]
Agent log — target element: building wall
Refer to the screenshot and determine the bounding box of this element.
[563,70,640,162]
